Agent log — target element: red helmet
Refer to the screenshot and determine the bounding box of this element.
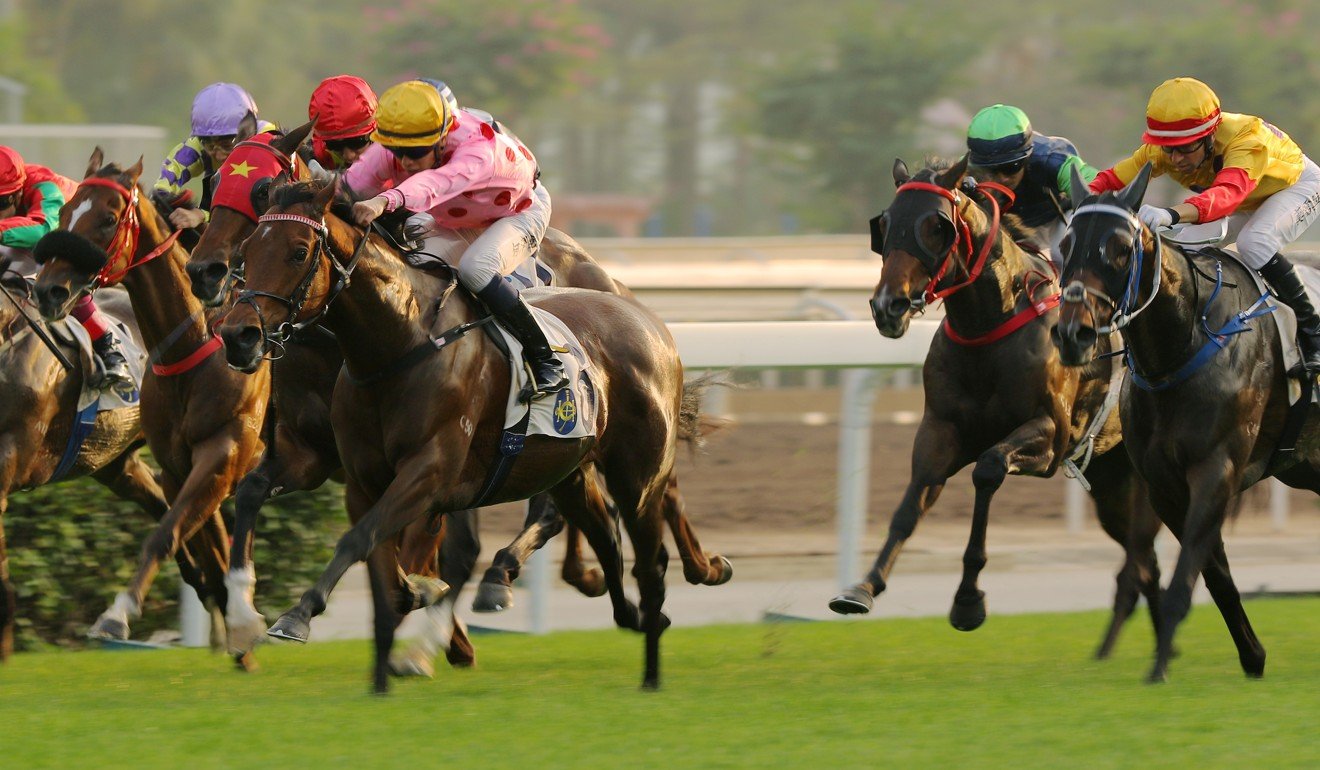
[0,145,27,196]
[309,75,378,141]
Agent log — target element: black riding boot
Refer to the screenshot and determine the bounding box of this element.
[1260,253,1320,376]
[476,276,568,400]
[92,326,135,395]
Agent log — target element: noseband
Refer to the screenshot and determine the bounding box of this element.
[1060,203,1162,334]
[234,212,370,356]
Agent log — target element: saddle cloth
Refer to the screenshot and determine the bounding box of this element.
[492,290,597,440]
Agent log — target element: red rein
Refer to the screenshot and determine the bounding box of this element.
[893,179,1060,346]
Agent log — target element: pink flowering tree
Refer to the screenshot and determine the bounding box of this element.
[367,0,610,120]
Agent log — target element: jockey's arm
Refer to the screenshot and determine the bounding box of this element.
[0,180,65,249]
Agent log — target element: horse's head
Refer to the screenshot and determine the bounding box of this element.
[32,148,147,321]
[1051,162,1155,366]
[219,177,347,372]
[188,115,315,306]
[869,156,977,337]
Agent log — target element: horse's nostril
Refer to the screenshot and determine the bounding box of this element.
[886,298,911,318]
[43,285,69,306]
[204,262,229,284]
[1076,327,1097,348]
[237,325,262,349]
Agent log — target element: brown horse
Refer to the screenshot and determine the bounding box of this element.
[30,151,268,665]
[831,157,1164,659]
[185,125,727,674]
[1052,162,1320,682]
[0,261,206,660]
[218,178,703,692]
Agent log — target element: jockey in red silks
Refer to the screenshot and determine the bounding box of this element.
[344,80,565,400]
[1090,77,1320,374]
[307,75,379,173]
[0,145,131,390]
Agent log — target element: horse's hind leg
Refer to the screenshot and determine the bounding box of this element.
[1202,539,1265,677]
[661,474,732,586]
[830,417,964,615]
[474,492,570,612]
[1085,449,1163,660]
[561,521,607,597]
[620,488,671,690]
[548,466,639,631]
[950,416,1058,632]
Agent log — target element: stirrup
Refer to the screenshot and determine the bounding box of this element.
[519,365,568,403]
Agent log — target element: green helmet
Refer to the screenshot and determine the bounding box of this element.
[967,104,1034,167]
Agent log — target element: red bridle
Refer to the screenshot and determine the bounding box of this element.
[892,180,1013,304]
[77,177,181,286]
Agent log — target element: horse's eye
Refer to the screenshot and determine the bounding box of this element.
[101,215,117,228]
[291,247,309,264]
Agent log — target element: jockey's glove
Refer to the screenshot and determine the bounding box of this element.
[1137,204,1179,230]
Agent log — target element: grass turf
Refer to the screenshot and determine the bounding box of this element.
[1,598,1317,769]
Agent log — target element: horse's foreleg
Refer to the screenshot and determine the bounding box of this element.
[951,416,1057,632]
[1201,538,1265,678]
[661,474,732,587]
[89,437,240,641]
[561,521,607,597]
[829,417,963,615]
[365,540,406,695]
[473,492,566,612]
[268,455,440,645]
[1148,461,1236,683]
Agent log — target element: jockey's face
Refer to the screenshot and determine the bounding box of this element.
[0,193,16,219]
[397,146,439,174]
[325,135,372,166]
[985,160,1027,190]
[200,135,237,164]
[1162,139,1208,175]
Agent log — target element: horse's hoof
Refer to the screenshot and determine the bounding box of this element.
[226,615,268,657]
[266,614,310,644]
[446,643,476,669]
[88,615,130,641]
[949,590,987,632]
[389,648,435,679]
[1242,657,1266,679]
[641,678,661,691]
[1145,668,1168,685]
[233,651,259,673]
[828,586,874,615]
[398,575,449,613]
[711,555,733,586]
[472,581,514,613]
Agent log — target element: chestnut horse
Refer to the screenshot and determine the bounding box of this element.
[1052,162,1320,682]
[31,151,268,665]
[220,178,703,692]
[831,157,1164,659]
[0,262,205,660]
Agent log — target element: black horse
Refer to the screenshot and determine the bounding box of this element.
[1052,161,1320,682]
[832,156,1163,659]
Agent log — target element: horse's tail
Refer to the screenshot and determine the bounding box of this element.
[678,371,730,451]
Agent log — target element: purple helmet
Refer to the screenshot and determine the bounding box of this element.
[190,83,259,137]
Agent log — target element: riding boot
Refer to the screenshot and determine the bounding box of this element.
[92,326,135,395]
[1260,253,1320,376]
[476,276,568,401]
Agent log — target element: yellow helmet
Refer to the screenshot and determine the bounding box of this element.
[371,80,452,147]
[1143,77,1221,146]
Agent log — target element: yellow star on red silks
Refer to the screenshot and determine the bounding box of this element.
[228,160,257,177]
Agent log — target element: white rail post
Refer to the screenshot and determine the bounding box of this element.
[1065,476,1087,534]
[525,500,551,635]
[837,368,881,591]
[1270,478,1289,532]
[179,580,209,647]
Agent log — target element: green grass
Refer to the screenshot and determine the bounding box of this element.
[2,599,1318,769]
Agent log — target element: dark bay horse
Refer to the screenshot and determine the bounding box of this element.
[0,263,202,660]
[831,157,1163,659]
[184,123,727,675]
[1052,162,1320,682]
[219,178,707,692]
[31,151,269,666]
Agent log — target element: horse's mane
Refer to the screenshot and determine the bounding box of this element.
[269,179,357,222]
[912,157,1045,257]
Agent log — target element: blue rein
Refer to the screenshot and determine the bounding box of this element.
[1127,257,1276,392]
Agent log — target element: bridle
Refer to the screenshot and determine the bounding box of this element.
[233,211,370,357]
[77,177,182,287]
[1059,202,1163,334]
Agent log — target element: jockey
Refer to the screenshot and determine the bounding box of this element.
[307,75,379,172]
[966,104,1099,267]
[346,80,566,399]
[0,146,131,391]
[153,83,276,229]
[1090,77,1320,374]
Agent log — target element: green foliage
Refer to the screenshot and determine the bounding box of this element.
[5,466,343,649]
[0,16,83,122]
[1,600,1318,766]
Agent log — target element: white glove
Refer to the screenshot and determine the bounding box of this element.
[403,212,438,241]
[306,159,335,183]
[1137,204,1174,230]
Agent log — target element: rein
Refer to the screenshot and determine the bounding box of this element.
[79,177,182,287]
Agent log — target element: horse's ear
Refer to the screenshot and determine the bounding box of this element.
[85,146,105,179]
[312,177,338,213]
[235,111,258,144]
[1118,162,1153,210]
[934,155,970,191]
[126,156,144,184]
[892,158,911,187]
[1068,163,1091,211]
[272,118,315,157]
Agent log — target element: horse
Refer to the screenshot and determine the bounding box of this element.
[1051,161,1320,682]
[183,121,727,676]
[830,156,1164,659]
[0,255,215,660]
[30,150,271,667]
[217,177,707,692]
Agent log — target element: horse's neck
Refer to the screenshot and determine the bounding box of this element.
[120,202,209,356]
[325,230,460,379]
[941,201,1028,320]
[1123,236,1199,376]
